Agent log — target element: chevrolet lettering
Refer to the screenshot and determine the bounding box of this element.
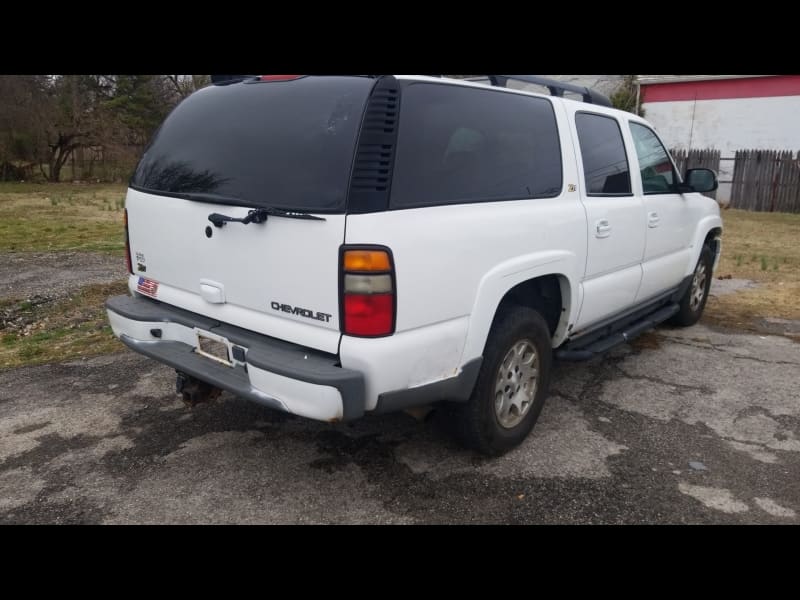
[270,301,332,322]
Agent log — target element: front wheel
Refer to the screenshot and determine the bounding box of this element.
[451,306,552,456]
[669,244,713,327]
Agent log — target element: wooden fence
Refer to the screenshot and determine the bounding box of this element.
[729,150,800,213]
[670,149,721,200]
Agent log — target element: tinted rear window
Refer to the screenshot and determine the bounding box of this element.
[390,83,562,208]
[131,76,374,212]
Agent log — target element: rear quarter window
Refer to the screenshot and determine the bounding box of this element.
[389,83,563,208]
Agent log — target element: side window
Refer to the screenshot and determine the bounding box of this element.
[629,122,678,194]
[390,84,562,208]
[574,112,632,196]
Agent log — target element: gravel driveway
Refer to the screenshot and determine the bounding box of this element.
[0,252,125,301]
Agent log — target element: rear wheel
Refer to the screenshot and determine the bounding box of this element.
[452,306,552,455]
[669,244,713,327]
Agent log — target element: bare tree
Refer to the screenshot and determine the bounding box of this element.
[164,75,210,99]
[33,76,108,182]
[0,75,54,180]
[1,74,210,182]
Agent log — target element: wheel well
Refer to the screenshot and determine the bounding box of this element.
[704,227,722,256]
[493,275,565,337]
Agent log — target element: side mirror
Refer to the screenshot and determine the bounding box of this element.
[682,168,719,194]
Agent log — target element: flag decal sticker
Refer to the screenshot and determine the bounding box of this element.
[137,276,159,298]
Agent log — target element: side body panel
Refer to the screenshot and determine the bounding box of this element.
[559,101,647,332]
[621,118,718,302]
[341,91,586,410]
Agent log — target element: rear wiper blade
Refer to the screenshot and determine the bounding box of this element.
[207,206,326,228]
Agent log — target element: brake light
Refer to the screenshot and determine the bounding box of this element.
[259,75,303,82]
[124,208,132,274]
[341,247,395,337]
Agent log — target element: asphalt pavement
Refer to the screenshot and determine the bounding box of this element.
[2,321,798,524]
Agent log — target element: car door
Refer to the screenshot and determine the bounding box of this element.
[626,121,695,302]
[567,108,647,331]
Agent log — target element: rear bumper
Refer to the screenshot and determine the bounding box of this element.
[106,295,365,422]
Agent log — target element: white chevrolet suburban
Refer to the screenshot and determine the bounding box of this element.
[106,74,722,455]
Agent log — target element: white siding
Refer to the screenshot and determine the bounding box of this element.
[459,75,624,98]
[642,95,800,203]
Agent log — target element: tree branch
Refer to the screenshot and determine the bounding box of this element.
[166,75,183,96]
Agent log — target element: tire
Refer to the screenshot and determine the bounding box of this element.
[451,306,552,456]
[669,244,713,327]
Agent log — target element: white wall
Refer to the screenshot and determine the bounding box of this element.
[540,75,623,98]
[642,95,800,203]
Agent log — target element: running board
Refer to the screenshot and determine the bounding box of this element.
[555,303,679,361]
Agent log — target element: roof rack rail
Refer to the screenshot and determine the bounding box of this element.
[467,75,613,107]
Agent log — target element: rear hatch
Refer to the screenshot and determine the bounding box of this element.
[125,76,375,354]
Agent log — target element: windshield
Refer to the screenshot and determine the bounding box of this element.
[130,76,374,212]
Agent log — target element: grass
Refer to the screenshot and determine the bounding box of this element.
[704,208,800,332]
[0,280,128,369]
[0,182,129,368]
[0,182,127,253]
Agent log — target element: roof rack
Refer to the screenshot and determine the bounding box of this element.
[210,75,613,108]
[466,75,613,107]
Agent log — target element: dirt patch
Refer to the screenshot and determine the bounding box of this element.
[629,331,662,351]
[704,284,800,337]
[755,317,800,337]
[1,280,128,369]
[709,278,759,297]
[0,251,125,303]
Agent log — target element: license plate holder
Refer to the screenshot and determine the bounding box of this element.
[194,329,233,367]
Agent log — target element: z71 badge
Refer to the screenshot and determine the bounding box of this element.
[270,301,332,323]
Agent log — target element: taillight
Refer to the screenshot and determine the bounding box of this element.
[341,247,395,337]
[259,75,303,82]
[124,208,132,274]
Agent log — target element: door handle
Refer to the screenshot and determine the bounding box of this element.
[648,211,660,228]
[595,219,611,238]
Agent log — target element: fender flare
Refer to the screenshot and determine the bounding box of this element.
[685,214,723,277]
[459,250,581,364]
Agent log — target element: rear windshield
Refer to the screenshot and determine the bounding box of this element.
[130,76,374,212]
